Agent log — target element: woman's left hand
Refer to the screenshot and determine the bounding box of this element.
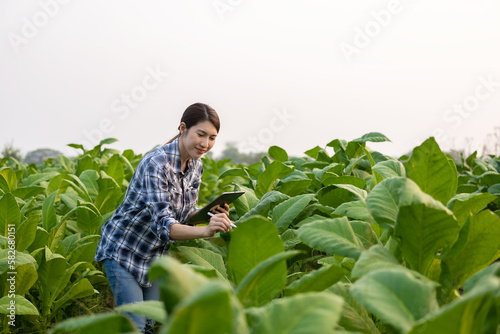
[211,203,230,217]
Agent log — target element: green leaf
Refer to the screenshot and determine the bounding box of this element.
[106,154,125,187]
[0,168,18,193]
[0,295,39,316]
[350,220,379,249]
[13,262,38,296]
[269,146,288,162]
[227,216,287,305]
[50,261,94,309]
[219,168,249,180]
[334,200,375,223]
[404,137,458,205]
[177,246,228,280]
[79,170,100,199]
[232,185,258,218]
[12,185,45,200]
[60,193,85,210]
[0,235,7,247]
[77,203,103,235]
[67,143,85,151]
[164,281,239,334]
[285,264,347,296]
[352,132,391,143]
[149,256,209,315]
[352,268,440,333]
[27,227,49,253]
[37,247,67,317]
[297,217,365,259]
[488,184,500,196]
[304,146,323,159]
[327,139,348,150]
[276,170,312,197]
[42,191,58,231]
[235,251,300,307]
[464,262,500,293]
[272,194,315,233]
[372,160,405,180]
[351,245,401,279]
[366,177,422,230]
[116,300,166,324]
[255,161,294,198]
[66,174,92,202]
[66,238,99,265]
[480,171,500,187]
[237,191,289,222]
[329,283,380,334]
[245,292,344,334]
[0,193,21,235]
[99,138,118,146]
[22,172,59,187]
[440,210,500,293]
[0,249,36,275]
[395,201,460,276]
[335,184,367,200]
[46,172,69,195]
[48,312,138,334]
[446,192,496,227]
[317,185,360,209]
[15,215,38,251]
[322,175,367,189]
[95,172,122,214]
[47,220,67,252]
[281,229,302,251]
[53,278,96,313]
[75,155,99,176]
[408,276,500,334]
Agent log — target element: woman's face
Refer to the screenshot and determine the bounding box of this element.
[179,120,218,160]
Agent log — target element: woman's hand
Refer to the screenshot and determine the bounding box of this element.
[205,211,233,237]
[211,203,230,217]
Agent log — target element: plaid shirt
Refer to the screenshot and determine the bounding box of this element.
[95,138,203,287]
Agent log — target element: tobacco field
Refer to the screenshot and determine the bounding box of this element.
[1,133,499,334]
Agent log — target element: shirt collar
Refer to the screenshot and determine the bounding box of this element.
[169,138,195,175]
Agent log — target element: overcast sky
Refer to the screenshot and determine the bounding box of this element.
[1,1,499,160]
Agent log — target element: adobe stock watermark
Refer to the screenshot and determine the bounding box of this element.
[7,0,72,54]
[416,74,499,148]
[213,0,243,21]
[238,107,295,153]
[339,0,408,64]
[6,224,17,327]
[77,65,169,151]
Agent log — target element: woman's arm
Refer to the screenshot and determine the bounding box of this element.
[170,212,233,240]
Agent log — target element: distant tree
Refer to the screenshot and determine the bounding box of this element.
[1,141,22,161]
[217,142,267,165]
[24,148,63,165]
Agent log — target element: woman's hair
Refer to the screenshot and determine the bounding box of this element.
[166,103,220,144]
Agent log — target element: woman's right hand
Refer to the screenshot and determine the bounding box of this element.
[205,212,233,237]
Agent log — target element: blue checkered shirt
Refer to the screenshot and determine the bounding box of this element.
[95,138,203,287]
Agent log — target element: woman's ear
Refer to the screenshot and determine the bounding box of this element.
[179,122,187,134]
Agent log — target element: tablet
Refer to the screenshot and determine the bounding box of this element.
[184,191,245,224]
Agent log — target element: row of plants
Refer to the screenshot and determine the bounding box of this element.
[0,138,240,333]
[1,133,500,333]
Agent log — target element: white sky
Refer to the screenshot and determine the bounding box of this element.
[1,0,500,159]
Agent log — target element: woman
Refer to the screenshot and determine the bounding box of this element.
[95,103,233,333]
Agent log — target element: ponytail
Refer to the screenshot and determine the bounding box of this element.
[165,133,180,145]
